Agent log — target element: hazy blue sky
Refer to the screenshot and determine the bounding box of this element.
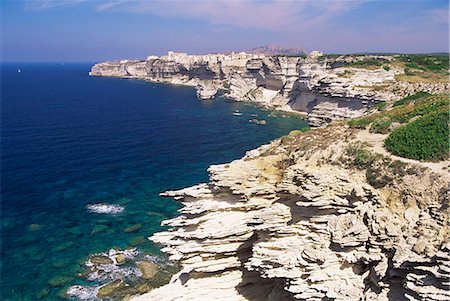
[1,0,449,62]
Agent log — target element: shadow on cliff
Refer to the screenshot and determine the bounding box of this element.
[236,232,296,301]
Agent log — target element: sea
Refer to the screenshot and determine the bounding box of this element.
[0,63,308,300]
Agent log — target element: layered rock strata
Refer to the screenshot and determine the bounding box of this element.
[90,52,449,126]
[132,124,449,301]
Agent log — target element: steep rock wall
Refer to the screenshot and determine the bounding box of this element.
[90,52,449,126]
[131,124,449,301]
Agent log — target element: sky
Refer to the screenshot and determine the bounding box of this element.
[1,0,449,62]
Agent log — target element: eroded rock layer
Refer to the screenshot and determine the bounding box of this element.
[90,52,450,126]
[132,124,449,301]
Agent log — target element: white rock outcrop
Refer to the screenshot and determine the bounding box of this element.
[131,125,449,301]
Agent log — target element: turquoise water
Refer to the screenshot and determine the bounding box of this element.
[1,63,308,300]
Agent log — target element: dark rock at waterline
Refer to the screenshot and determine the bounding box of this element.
[138,261,159,279]
[90,255,113,265]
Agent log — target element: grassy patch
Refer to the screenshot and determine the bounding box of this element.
[385,110,449,161]
[347,115,377,129]
[397,54,449,71]
[394,54,449,83]
[343,58,385,69]
[343,142,422,188]
[393,91,431,107]
[336,70,354,78]
[370,117,392,134]
[385,95,448,123]
[374,101,388,111]
[347,94,449,161]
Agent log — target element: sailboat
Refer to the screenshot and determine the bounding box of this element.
[18,68,22,74]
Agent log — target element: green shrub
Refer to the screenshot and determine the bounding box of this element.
[388,95,447,123]
[374,101,387,111]
[300,127,311,133]
[393,91,431,107]
[347,116,373,129]
[384,110,449,161]
[345,142,381,168]
[397,55,449,72]
[370,118,392,134]
[383,65,390,71]
[344,59,384,68]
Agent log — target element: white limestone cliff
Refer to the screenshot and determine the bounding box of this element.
[131,124,449,301]
[90,51,450,126]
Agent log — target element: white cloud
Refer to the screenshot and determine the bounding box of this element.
[25,0,88,10]
[94,0,364,32]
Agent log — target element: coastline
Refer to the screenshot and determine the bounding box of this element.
[86,55,450,300]
[89,52,450,128]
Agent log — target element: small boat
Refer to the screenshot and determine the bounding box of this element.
[17,68,22,74]
[232,112,243,116]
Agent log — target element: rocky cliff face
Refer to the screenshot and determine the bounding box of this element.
[90,52,449,127]
[131,124,449,301]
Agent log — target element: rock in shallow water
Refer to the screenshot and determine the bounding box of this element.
[138,261,159,279]
[124,223,142,233]
[68,247,175,300]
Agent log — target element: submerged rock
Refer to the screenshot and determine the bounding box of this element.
[91,224,109,236]
[47,275,72,287]
[129,236,147,247]
[124,223,142,233]
[28,223,43,231]
[35,287,50,299]
[97,279,126,298]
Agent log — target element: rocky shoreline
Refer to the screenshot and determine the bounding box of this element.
[88,51,449,300]
[129,124,449,301]
[90,51,449,127]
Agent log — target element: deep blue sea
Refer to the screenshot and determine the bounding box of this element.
[1,63,307,300]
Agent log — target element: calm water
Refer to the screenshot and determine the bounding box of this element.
[1,63,308,300]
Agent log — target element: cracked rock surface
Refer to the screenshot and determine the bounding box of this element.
[131,124,449,301]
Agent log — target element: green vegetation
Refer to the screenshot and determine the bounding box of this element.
[384,94,448,123]
[394,54,449,83]
[383,65,390,71]
[343,142,419,188]
[347,94,449,161]
[374,101,387,111]
[393,91,431,107]
[385,110,449,161]
[397,54,449,72]
[345,142,381,168]
[343,58,385,69]
[370,117,392,134]
[347,115,375,129]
